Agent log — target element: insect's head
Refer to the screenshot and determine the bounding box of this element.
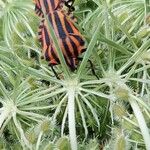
[64,0,75,11]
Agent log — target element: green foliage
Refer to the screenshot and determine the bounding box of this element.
[0,0,150,150]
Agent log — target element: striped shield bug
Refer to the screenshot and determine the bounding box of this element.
[33,0,86,71]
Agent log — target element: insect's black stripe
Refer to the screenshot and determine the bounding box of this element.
[51,45,60,63]
[62,39,74,63]
[69,57,75,71]
[50,0,55,11]
[64,56,71,68]
[64,15,73,33]
[45,48,50,61]
[43,0,49,13]
[44,26,50,46]
[72,35,85,46]
[48,13,53,28]
[54,11,66,39]
[69,38,78,57]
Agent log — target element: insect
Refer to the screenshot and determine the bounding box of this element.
[33,0,86,71]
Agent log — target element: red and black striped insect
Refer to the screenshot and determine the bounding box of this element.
[33,0,86,71]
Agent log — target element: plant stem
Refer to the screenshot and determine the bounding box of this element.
[68,86,77,150]
[103,1,114,70]
[77,21,101,78]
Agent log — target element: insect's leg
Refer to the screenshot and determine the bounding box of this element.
[88,60,99,79]
[49,64,60,79]
[78,57,99,79]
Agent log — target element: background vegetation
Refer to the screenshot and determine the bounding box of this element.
[0,0,150,149]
